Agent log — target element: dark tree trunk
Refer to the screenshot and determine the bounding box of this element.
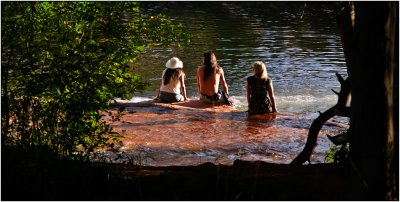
[337,2,398,200]
[383,2,399,200]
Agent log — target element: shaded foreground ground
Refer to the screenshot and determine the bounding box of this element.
[2,146,367,200]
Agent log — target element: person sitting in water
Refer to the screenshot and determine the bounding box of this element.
[197,51,232,105]
[155,57,189,103]
[246,61,278,114]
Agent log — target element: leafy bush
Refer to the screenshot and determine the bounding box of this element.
[1,2,190,158]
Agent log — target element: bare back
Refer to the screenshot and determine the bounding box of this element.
[197,66,228,96]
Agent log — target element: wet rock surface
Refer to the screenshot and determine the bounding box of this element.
[102,100,348,166]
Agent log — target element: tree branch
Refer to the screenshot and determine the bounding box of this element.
[290,74,351,166]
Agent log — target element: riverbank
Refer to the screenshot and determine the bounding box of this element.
[2,146,367,200]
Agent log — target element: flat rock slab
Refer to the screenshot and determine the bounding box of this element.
[103,100,348,166]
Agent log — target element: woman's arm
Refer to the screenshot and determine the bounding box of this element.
[179,74,188,101]
[268,80,278,112]
[196,68,201,97]
[155,88,160,100]
[246,80,250,103]
[220,68,229,94]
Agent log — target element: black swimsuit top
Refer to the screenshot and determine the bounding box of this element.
[247,76,270,96]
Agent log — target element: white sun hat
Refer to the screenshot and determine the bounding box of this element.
[165,57,183,69]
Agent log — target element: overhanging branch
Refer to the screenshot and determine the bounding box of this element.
[290,73,351,166]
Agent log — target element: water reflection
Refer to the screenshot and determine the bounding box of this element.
[245,113,276,134]
[98,101,348,166]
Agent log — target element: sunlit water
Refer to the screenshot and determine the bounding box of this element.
[134,2,348,116]
[98,2,350,166]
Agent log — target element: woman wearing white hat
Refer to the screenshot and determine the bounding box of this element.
[155,57,189,103]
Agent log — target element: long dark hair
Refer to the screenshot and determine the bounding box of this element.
[203,51,220,81]
[163,68,184,85]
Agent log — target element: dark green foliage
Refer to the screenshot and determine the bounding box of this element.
[1,2,190,158]
[325,130,350,163]
[325,144,349,163]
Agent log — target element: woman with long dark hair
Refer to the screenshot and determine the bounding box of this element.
[196,51,232,105]
[155,57,188,103]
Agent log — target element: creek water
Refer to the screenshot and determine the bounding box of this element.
[134,2,348,116]
[101,2,350,166]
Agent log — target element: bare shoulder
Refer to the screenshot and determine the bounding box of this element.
[218,67,224,75]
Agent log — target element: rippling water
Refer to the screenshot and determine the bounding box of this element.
[105,2,350,166]
[133,2,347,116]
